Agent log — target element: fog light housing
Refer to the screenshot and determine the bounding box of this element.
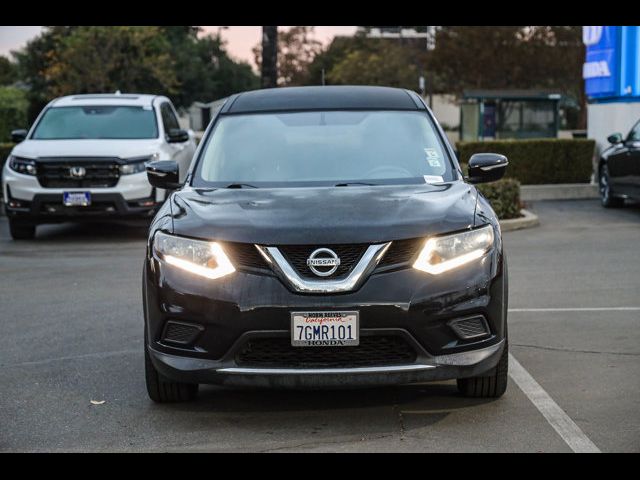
[448,315,490,340]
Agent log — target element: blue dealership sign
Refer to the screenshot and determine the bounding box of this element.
[584,26,640,101]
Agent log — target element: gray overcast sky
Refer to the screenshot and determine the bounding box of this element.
[0,26,43,56]
[0,26,357,68]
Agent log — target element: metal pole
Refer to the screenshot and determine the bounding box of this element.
[261,26,278,89]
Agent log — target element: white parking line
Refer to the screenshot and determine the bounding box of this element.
[509,307,640,312]
[508,353,601,453]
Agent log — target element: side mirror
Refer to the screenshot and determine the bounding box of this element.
[607,133,623,145]
[166,128,189,143]
[467,153,508,184]
[11,129,28,143]
[146,160,181,189]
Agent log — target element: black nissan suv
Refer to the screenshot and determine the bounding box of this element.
[142,86,509,403]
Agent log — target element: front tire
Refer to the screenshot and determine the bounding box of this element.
[457,340,509,398]
[599,164,624,208]
[143,281,198,403]
[9,219,36,240]
[144,342,199,403]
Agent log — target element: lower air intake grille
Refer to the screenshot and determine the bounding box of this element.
[162,321,203,345]
[236,335,417,368]
[448,316,490,340]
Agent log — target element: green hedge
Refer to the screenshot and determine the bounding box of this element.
[476,178,521,220]
[0,142,13,161]
[1,143,14,195]
[456,139,595,185]
[0,87,28,143]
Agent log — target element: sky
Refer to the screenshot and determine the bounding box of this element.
[0,26,358,69]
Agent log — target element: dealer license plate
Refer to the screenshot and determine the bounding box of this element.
[63,191,91,207]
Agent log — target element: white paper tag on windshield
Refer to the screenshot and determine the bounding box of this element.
[424,175,444,184]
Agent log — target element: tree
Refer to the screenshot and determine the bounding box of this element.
[13,26,78,122]
[429,28,584,92]
[305,33,428,89]
[13,26,259,122]
[254,26,325,86]
[0,56,18,85]
[325,40,419,89]
[427,26,586,127]
[0,86,28,141]
[159,26,258,107]
[43,26,178,97]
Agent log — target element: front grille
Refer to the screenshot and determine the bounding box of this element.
[279,244,369,279]
[223,242,270,271]
[377,238,424,268]
[222,238,424,277]
[162,321,203,345]
[36,158,120,188]
[236,335,417,368]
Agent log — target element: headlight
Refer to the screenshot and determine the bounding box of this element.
[413,225,494,275]
[119,158,149,175]
[154,231,235,280]
[8,156,37,175]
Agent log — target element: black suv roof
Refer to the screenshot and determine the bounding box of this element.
[225,86,425,114]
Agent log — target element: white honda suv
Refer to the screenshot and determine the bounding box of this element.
[2,93,197,239]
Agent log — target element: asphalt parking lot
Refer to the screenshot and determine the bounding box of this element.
[0,199,638,452]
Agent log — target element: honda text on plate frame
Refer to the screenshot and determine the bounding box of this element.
[142,86,510,403]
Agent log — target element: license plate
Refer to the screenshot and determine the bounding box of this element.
[291,311,359,347]
[63,191,91,207]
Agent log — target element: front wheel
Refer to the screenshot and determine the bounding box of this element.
[599,164,624,208]
[457,340,509,398]
[144,329,198,403]
[9,218,36,240]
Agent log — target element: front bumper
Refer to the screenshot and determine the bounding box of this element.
[4,189,160,222]
[2,165,163,222]
[144,243,507,388]
[149,338,505,388]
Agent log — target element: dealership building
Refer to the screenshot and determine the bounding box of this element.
[584,26,640,153]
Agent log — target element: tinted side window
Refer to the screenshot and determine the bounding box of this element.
[629,121,640,142]
[160,102,180,132]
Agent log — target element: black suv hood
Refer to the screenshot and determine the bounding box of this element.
[169,182,478,244]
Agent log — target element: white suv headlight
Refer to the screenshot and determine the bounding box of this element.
[413,225,494,275]
[154,232,235,280]
[8,156,37,175]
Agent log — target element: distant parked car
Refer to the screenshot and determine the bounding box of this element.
[2,93,197,239]
[598,119,640,207]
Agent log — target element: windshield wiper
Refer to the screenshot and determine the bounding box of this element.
[334,182,378,187]
[225,183,259,189]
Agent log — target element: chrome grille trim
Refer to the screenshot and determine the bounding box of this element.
[256,242,391,293]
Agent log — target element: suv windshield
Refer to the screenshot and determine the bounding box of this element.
[32,106,158,140]
[193,110,455,187]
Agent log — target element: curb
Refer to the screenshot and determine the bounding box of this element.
[500,209,539,232]
[520,183,598,202]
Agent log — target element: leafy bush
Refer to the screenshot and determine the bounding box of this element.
[1,142,15,195]
[476,178,521,220]
[456,139,595,185]
[0,142,13,161]
[0,87,28,142]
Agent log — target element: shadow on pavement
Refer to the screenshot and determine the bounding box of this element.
[27,221,149,243]
[166,382,498,414]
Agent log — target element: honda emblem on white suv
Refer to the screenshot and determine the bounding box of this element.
[69,166,86,178]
